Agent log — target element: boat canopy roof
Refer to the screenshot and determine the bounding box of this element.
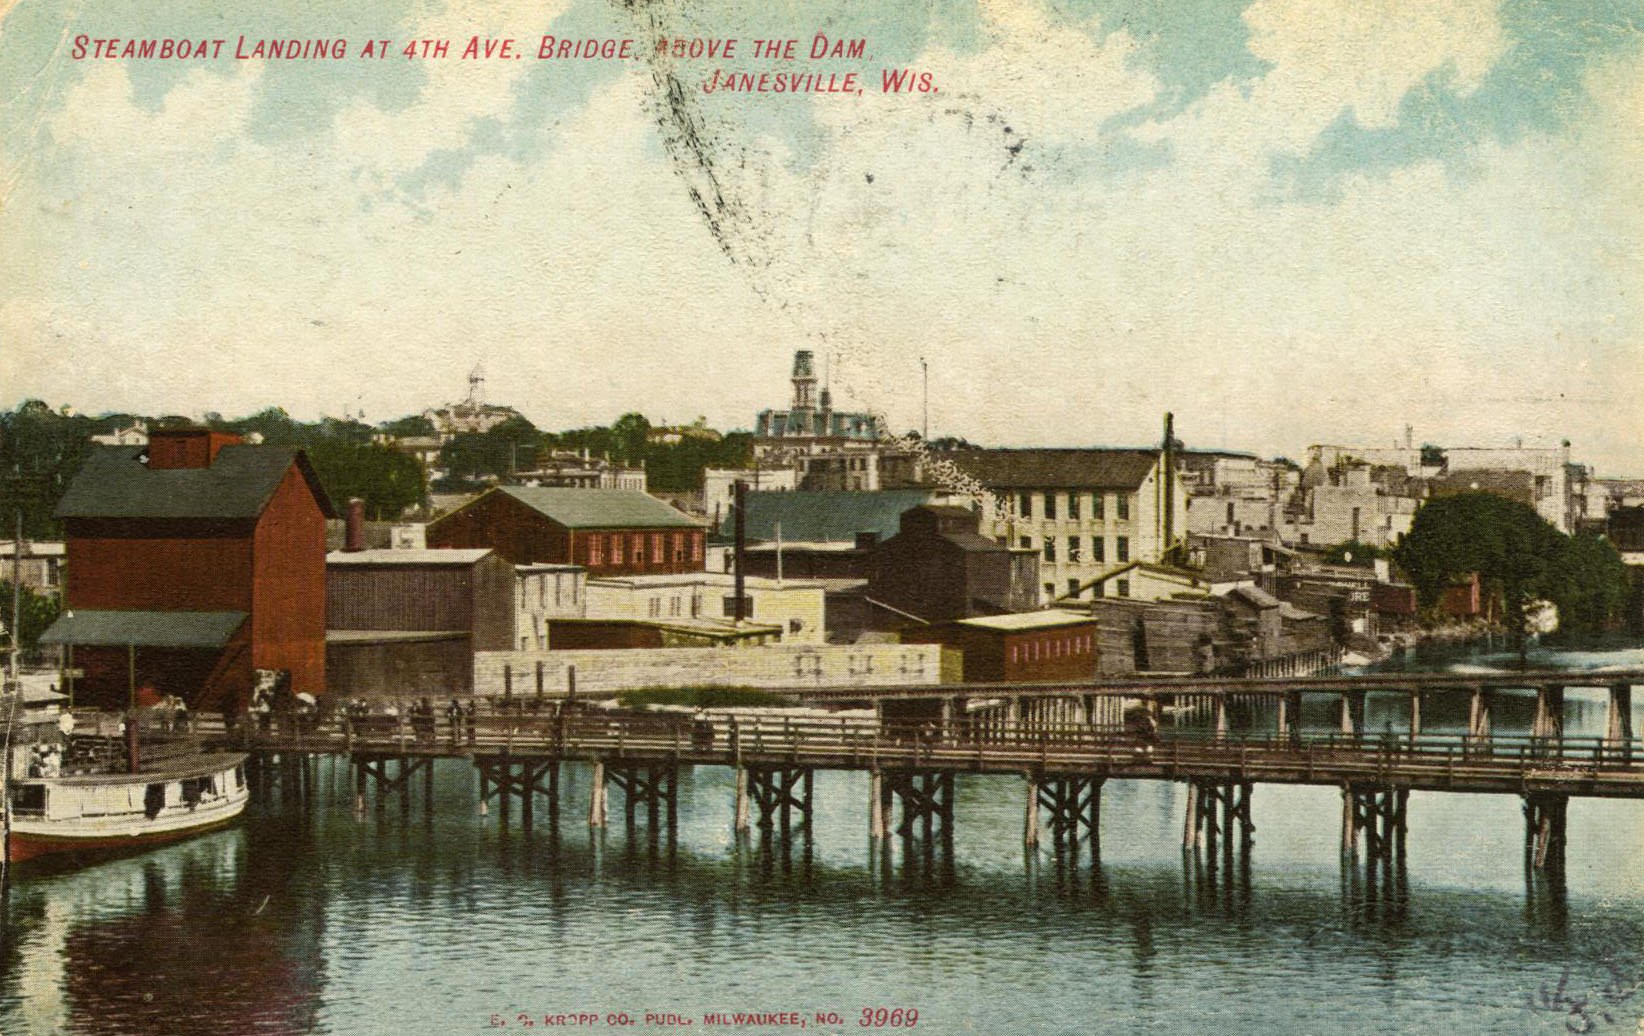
[40,609,248,649]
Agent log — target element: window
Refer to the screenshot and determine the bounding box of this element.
[670,596,681,617]
[1069,494,1081,520]
[611,535,624,566]
[587,536,603,567]
[1092,538,1105,563]
[653,533,665,563]
[673,533,686,563]
[1117,494,1131,520]
[722,595,754,618]
[554,575,562,607]
[632,534,646,564]
[648,597,661,617]
[691,534,703,562]
[1067,536,1080,563]
[537,576,546,608]
[1093,494,1105,520]
[1093,582,1104,598]
[570,577,578,604]
[1020,536,1032,550]
[1117,536,1130,563]
[1044,540,1056,563]
[1067,579,1080,598]
[1044,582,1055,599]
[1019,493,1032,518]
[1117,578,1130,598]
[1044,493,1057,520]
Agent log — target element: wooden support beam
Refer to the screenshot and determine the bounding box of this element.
[1023,776,1039,848]
[868,771,882,840]
[1524,792,1568,872]
[589,761,606,828]
[1533,685,1565,746]
[1608,683,1634,761]
[1468,686,1492,745]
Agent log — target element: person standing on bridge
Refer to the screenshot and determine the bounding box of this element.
[446,699,462,745]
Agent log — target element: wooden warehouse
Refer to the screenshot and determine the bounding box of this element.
[325,547,514,697]
[427,486,704,575]
[42,428,334,710]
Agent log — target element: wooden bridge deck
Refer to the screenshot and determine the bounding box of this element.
[225,711,1644,799]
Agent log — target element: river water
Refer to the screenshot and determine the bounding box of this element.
[3,639,1643,1035]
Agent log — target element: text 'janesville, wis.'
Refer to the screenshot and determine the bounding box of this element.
[69,33,940,96]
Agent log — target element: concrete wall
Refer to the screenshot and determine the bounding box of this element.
[583,575,827,645]
[473,642,957,697]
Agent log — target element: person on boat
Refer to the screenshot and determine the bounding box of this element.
[446,699,462,744]
[463,699,477,744]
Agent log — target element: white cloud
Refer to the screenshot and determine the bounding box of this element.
[2,0,1639,475]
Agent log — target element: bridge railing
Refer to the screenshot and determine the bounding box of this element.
[226,708,1644,780]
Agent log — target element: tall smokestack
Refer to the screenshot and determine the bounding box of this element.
[733,479,747,623]
[345,498,365,552]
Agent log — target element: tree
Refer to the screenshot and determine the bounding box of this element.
[378,414,437,438]
[610,412,652,466]
[1394,492,1586,651]
[1,580,62,656]
[439,416,540,481]
[0,400,97,538]
[305,441,427,520]
[1545,533,1632,634]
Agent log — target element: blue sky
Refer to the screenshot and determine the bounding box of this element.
[2,0,1640,471]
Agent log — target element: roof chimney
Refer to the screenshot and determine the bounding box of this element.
[146,427,243,469]
[345,498,365,552]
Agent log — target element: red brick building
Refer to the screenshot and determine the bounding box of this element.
[901,610,1100,683]
[42,428,334,709]
[427,487,704,575]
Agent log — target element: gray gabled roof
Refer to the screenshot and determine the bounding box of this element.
[55,445,336,520]
[941,448,1159,490]
[495,486,699,529]
[720,490,939,543]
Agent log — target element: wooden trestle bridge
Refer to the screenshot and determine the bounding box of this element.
[221,667,1644,876]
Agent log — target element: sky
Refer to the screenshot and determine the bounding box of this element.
[1,0,1641,472]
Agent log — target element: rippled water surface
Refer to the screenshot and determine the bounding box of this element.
[4,638,1643,1035]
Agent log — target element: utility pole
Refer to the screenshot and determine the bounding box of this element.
[9,511,20,683]
[921,357,929,442]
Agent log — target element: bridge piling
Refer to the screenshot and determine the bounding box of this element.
[1034,775,1104,861]
[588,761,607,828]
[1468,686,1493,746]
[1524,793,1568,872]
[1533,685,1565,746]
[1023,776,1039,848]
[1609,684,1634,761]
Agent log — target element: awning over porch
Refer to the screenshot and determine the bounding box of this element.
[39,609,248,649]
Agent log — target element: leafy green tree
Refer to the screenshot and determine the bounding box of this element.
[1394,492,1592,649]
[439,416,539,480]
[378,414,437,438]
[1545,533,1632,634]
[610,412,652,466]
[0,400,97,538]
[1,580,62,656]
[305,441,426,520]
